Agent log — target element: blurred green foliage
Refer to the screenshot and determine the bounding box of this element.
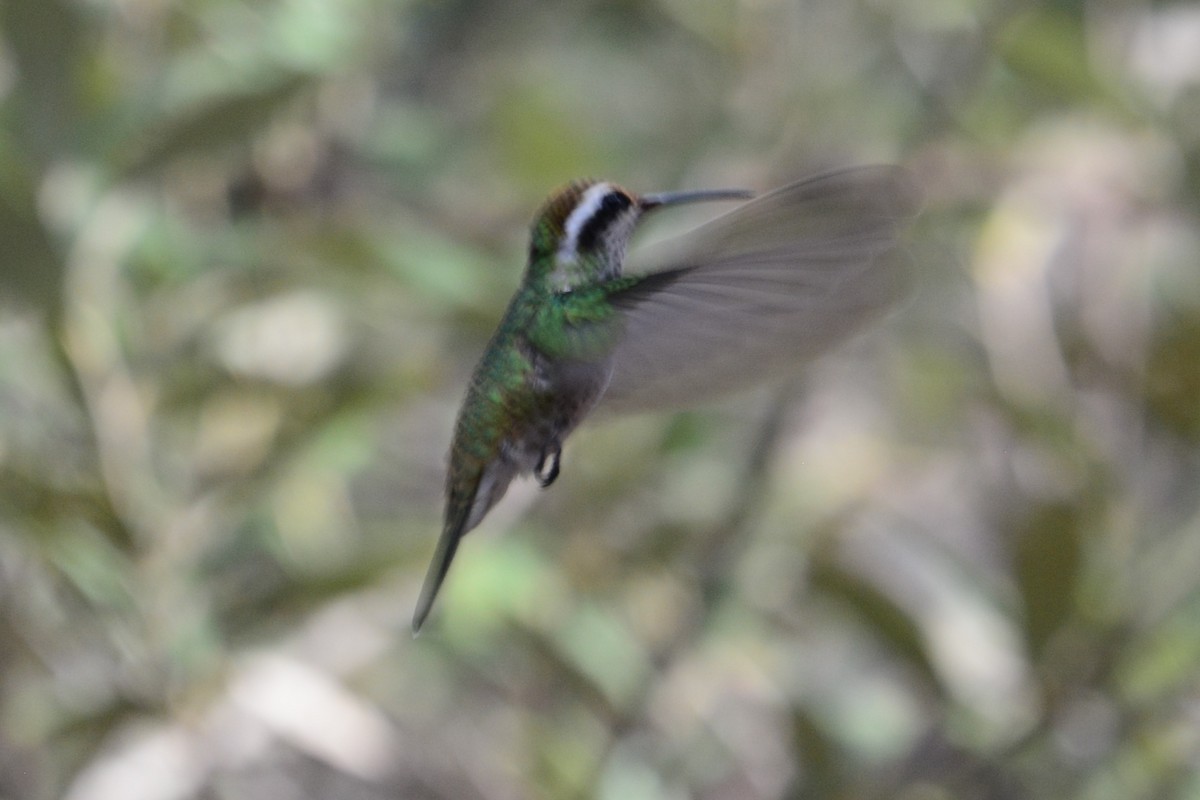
[2,0,1200,799]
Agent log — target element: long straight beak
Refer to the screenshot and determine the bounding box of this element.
[639,187,754,212]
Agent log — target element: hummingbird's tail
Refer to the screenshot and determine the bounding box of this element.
[411,505,469,635]
[412,462,515,633]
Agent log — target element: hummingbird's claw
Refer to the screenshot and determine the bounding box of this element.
[535,446,561,488]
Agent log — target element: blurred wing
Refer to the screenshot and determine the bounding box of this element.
[596,165,921,414]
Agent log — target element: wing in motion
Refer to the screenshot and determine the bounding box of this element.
[598,165,921,413]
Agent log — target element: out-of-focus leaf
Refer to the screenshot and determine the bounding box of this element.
[1014,503,1082,661]
[786,707,841,798]
[490,84,607,189]
[208,541,404,641]
[115,73,314,179]
[552,603,651,708]
[995,9,1114,107]
[1146,311,1200,438]
[373,219,499,311]
[1118,592,1200,706]
[809,553,945,697]
[0,465,132,551]
[45,524,135,611]
[47,696,146,787]
[0,187,65,311]
[0,0,88,161]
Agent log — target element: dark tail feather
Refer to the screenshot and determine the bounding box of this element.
[412,465,490,634]
[413,461,515,633]
[411,509,468,634]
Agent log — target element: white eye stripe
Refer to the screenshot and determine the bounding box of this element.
[559,182,614,261]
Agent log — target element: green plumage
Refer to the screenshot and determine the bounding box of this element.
[413,203,633,631]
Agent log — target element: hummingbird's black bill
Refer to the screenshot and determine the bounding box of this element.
[639,187,754,211]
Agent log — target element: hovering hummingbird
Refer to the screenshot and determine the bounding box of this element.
[413,165,920,631]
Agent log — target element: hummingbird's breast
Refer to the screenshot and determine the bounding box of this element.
[450,321,610,471]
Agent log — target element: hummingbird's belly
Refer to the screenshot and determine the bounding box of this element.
[503,391,592,472]
[504,356,611,473]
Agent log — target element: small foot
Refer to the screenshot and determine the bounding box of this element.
[534,446,561,488]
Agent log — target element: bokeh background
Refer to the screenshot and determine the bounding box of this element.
[2,0,1200,798]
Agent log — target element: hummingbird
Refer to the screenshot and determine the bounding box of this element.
[412,165,920,632]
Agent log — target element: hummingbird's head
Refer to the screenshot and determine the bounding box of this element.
[528,179,752,291]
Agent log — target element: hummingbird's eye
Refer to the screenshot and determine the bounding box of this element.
[601,191,633,213]
[576,191,633,253]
